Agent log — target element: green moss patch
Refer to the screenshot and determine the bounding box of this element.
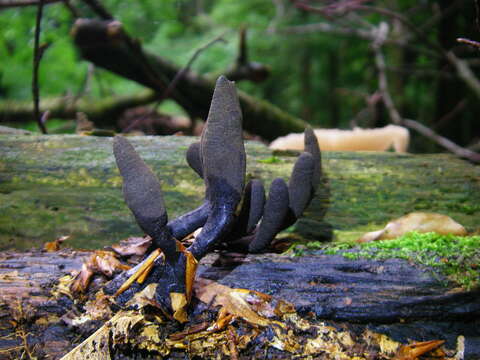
[315,232,480,289]
[258,156,282,164]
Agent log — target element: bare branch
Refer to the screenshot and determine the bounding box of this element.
[372,25,480,163]
[446,51,480,99]
[32,0,48,134]
[403,119,480,163]
[163,32,227,100]
[122,33,227,133]
[371,24,401,125]
[433,99,468,131]
[0,0,60,8]
[62,0,80,18]
[80,0,113,20]
[457,37,480,49]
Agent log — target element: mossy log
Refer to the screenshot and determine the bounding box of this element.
[1,134,480,359]
[1,134,479,250]
[0,90,158,125]
[71,19,306,140]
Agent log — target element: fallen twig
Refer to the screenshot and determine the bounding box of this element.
[122,32,227,133]
[0,0,59,8]
[80,0,113,20]
[373,24,480,163]
[32,0,48,134]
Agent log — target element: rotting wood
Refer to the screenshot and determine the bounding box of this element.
[0,249,479,359]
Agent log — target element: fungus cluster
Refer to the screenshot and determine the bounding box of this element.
[112,76,322,321]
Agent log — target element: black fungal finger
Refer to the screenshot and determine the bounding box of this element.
[186,141,203,179]
[201,75,246,205]
[288,152,314,218]
[167,202,210,240]
[190,76,246,260]
[113,136,176,260]
[232,179,265,237]
[246,179,266,234]
[304,127,321,193]
[248,178,289,253]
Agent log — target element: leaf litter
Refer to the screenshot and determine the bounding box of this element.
[56,245,452,360]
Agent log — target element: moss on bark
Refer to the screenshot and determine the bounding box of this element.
[0,135,478,250]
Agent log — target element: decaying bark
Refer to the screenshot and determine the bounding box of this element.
[0,249,479,359]
[71,19,306,140]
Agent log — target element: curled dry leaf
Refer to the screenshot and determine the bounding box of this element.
[111,236,152,256]
[393,339,445,360]
[71,251,131,293]
[170,292,188,323]
[358,212,467,243]
[84,291,114,321]
[43,235,70,252]
[194,278,277,327]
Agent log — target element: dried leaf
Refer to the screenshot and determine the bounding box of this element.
[195,278,274,327]
[176,241,198,303]
[125,283,158,309]
[84,290,114,320]
[393,339,445,360]
[170,292,188,323]
[71,251,131,294]
[111,236,152,256]
[70,263,94,294]
[60,311,144,360]
[43,235,69,252]
[358,212,467,242]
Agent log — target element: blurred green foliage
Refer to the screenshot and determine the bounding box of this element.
[0,0,478,148]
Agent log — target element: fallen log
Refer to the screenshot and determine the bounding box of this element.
[1,134,479,358]
[71,19,307,140]
[0,89,158,125]
[0,134,478,250]
[0,135,480,249]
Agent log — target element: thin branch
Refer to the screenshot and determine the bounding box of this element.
[281,22,440,58]
[163,33,227,100]
[403,119,480,163]
[293,1,480,101]
[293,0,371,17]
[433,99,468,131]
[373,29,480,163]
[122,33,227,133]
[295,2,447,56]
[0,0,59,8]
[32,0,48,134]
[80,0,113,20]
[372,25,401,125]
[62,0,79,18]
[267,0,286,33]
[418,0,464,33]
[457,37,480,49]
[446,51,480,99]
[72,63,95,104]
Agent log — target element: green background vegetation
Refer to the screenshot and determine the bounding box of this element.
[1,0,479,152]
